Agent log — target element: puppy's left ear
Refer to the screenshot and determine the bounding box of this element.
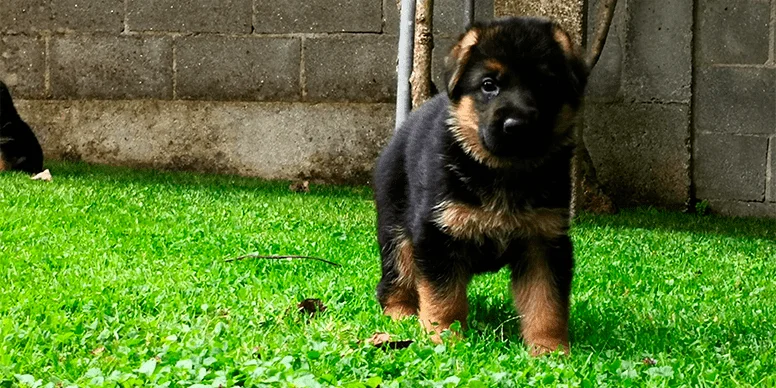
[445,28,480,100]
[552,24,589,98]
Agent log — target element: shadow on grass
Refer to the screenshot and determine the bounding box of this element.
[44,160,374,200]
[467,290,739,356]
[468,300,699,355]
[575,208,776,241]
[468,294,523,342]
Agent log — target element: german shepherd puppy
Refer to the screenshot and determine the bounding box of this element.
[373,17,588,355]
[0,81,44,174]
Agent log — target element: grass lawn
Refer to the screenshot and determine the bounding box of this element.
[1,162,776,387]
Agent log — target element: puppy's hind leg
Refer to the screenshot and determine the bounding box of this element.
[377,233,419,319]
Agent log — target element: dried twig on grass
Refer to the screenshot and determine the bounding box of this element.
[224,254,341,267]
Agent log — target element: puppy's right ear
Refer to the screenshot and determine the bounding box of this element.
[445,28,480,100]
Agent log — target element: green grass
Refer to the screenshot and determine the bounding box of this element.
[2,162,776,387]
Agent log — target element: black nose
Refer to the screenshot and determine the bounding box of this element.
[501,107,538,134]
[502,117,529,134]
[504,117,525,133]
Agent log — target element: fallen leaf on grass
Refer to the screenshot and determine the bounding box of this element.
[31,169,52,182]
[91,346,105,356]
[289,180,310,193]
[366,332,414,350]
[297,298,326,317]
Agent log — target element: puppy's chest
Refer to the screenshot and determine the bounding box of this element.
[432,197,568,246]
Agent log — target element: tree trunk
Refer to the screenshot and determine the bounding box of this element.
[571,0,619,215]
[410,0,434,108]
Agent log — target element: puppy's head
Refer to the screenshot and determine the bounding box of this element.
[445,17,588,166]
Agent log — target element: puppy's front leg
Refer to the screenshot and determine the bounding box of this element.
[511,237,574,355]
[417,275,470,343]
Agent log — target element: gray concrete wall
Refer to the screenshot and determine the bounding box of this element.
[584,0,694,210]
[584,0,775,217]
[0,0,491,183]
[693,0,776,217]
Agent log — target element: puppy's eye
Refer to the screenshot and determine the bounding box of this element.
[481,78,499,95]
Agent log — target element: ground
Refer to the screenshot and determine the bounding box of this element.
[1,162,775,387]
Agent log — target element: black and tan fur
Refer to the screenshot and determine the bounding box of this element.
[0,81,44,175]
[373,17,588,355]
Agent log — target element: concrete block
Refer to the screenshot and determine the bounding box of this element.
[585,0,625,102]
[697,0,770,65]
[383,0,399,34]
[52,0,123,32]
[15,99,395,184]
[304,35,397,103]
[127,0,251,33]
[707,200,776,218]
[0,0,52,33]
[584,102,691,207]
[434,0,471,37]
[432,37,457,94]
[176,36,300,101]
[495,0,584,41]
[254,0,381,33]
[384,0,494,36]
[0,36,46,99]
[695,66,776,135]
[50,35,173,100]
[694,133,768,202]
[623,0,692,103]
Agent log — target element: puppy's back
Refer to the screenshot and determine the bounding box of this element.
[0,81,44,174]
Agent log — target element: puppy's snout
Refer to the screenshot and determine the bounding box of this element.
[501,107,538,134]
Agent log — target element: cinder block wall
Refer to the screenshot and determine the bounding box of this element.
[0,0,490,183]
[584,0,693,209]
[693,0,775,217]
[585,0,775,217]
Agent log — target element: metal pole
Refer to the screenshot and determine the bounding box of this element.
[395,0,416,131]
[463,0,474,27]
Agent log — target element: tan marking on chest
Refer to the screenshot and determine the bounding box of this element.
[0,151,6,171]
[433,200,568,243]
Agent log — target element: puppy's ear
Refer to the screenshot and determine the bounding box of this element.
[445,28,480,100]
[0,81,19,120]
[551,24,589,101]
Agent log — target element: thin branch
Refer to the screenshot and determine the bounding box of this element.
[224,254,342,267]
[586,0,619,69]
